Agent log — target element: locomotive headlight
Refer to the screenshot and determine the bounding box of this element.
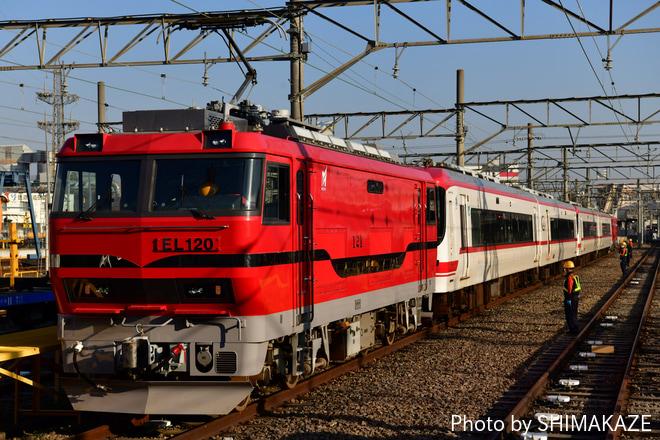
[74,133,105,152]
[202,130,232,149]
[187,287,204,296]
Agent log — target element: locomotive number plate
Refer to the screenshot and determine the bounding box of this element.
[153,237,219,252]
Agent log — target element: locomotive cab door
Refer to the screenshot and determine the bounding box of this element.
[295,161,314,325]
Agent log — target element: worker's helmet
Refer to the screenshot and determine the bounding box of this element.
[563,261,575,269]
[199,182,218,197]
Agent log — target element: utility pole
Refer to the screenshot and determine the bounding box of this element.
[527,123,534,190]
[98,81,106,133]
[638,179,643,247]
[586,168,591,207]
[563,147,569,202]
[289,0,304,120]
[37,67,79,186]
[456,69,465,167]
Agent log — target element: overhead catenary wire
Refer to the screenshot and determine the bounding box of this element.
[171,0,460,155]
[557,0,643,163]
[0,1,652,179]
[0,0,461,161]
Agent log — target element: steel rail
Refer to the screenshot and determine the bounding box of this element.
[607,250,660,440]
[484,246,657,440]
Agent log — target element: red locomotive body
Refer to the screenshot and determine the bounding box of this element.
[51,105,438,414]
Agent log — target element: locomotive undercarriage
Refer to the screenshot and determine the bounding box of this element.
[57,294,428,414]
[253,296,426,392]
[58,314,270,414]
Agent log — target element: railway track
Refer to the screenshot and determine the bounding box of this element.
[479,246,659,440]
[620,269,660,439]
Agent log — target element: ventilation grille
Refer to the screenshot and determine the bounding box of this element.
[215,351,237,374]
[207,114,223,130]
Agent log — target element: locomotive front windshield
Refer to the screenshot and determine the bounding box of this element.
[52,157,263,216]
[53,160,141,213]
[152,158,262,213]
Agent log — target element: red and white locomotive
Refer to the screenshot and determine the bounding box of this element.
[50,102,615,415]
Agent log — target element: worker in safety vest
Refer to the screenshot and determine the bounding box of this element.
[619,240,629,276]
[562,261,581,334]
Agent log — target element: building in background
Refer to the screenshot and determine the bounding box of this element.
[0,144,50,257]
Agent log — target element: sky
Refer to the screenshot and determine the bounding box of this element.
[0,0,659,190]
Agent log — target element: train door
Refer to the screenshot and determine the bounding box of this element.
[447,191,456,277]
[545,210,551,261]
[575,214,581,256]
[459,194,470,280]
[295,161,314,325]
[533,206,540,263]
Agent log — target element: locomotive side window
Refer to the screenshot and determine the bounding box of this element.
[426,187,436,225]
[296,169,304,225]
[367,180,384,194]
[152,158,262,214]
[471,208,533,246]
[52,160,140,214]
[263,163,290,224]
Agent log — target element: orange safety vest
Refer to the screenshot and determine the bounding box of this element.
[563,273,581,298]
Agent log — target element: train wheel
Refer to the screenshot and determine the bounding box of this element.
[280,373,299,390]
[382,330,396,346]
[381,319,396,346]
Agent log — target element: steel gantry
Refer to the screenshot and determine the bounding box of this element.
[1,1,660,111]
[0,10,293,70]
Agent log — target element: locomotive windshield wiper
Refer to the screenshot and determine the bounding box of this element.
[190,204,215,220]
[79,200,97,221]
[79,175,120,221]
